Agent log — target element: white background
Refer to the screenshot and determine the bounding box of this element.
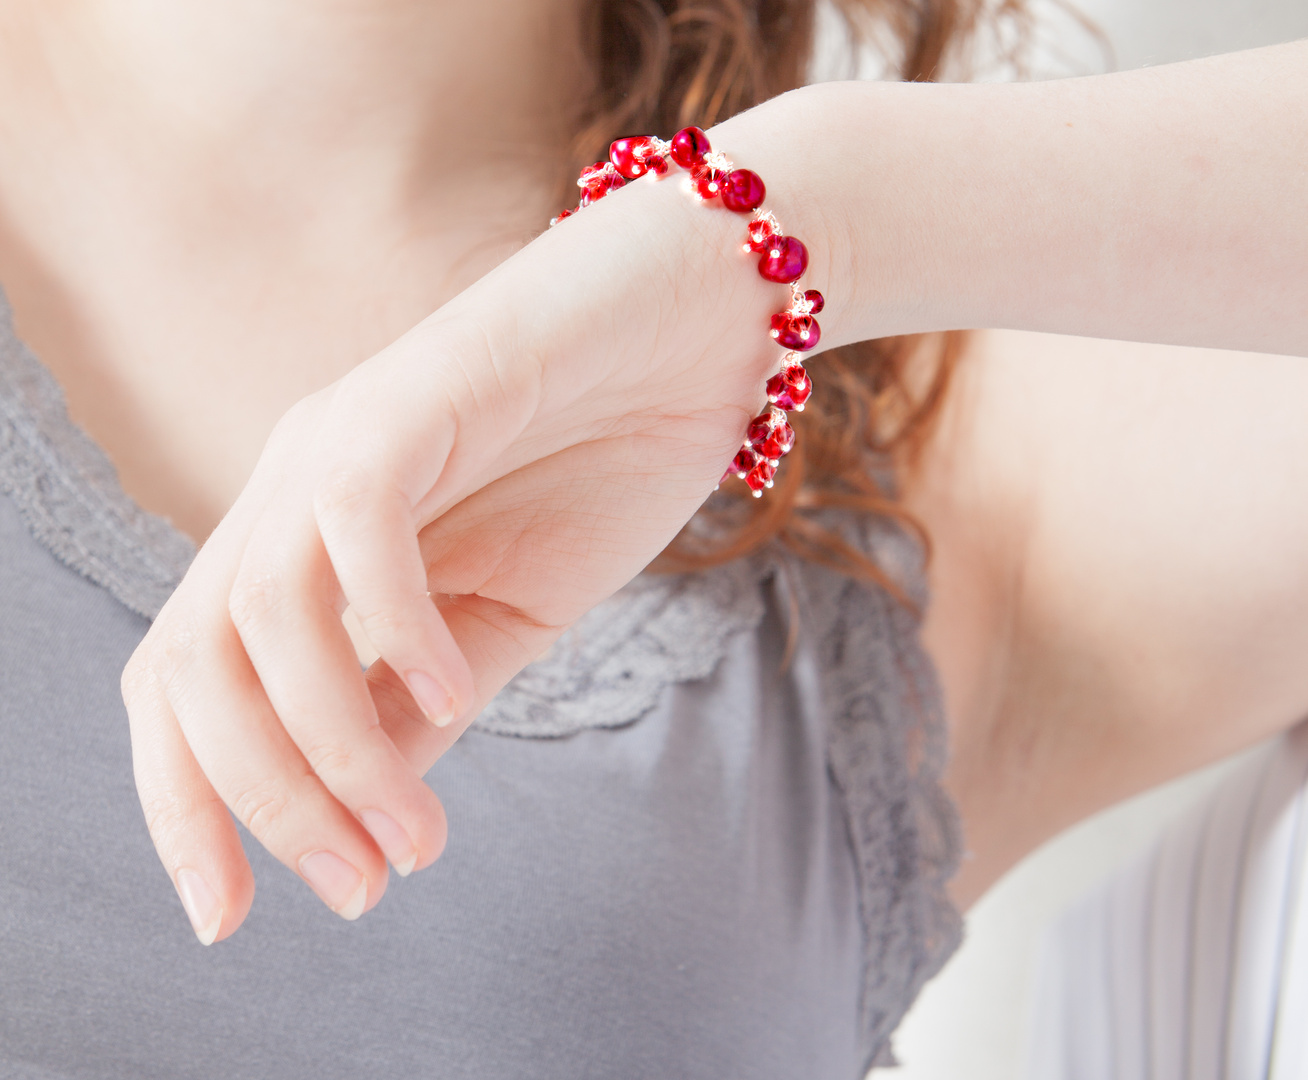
[888,3,1308,1077]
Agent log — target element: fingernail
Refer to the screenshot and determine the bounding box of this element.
[359,809,417,877]
[299,850,368,920]
[176,868,223,946]
[405,669,455,728]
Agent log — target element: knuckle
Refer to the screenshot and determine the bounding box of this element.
[302,739,355,780]
[153,621,202,685]
[138,791,194,852]
[354,602,422,645]
[231,782,294,841]
[227,569,286,634]
[312,463,378,526]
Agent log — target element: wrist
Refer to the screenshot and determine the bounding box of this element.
[707,81,972,350]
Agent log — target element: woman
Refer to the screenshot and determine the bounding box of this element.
[0,0,1304,1076]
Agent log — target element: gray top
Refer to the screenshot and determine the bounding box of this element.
[0,290,962,1079]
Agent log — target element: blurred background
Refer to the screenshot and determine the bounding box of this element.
[883,2,1308,1077]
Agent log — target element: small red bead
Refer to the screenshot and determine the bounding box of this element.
[769,313,820,351]
[610,136,654,179]
[744,459,777,494]
[767,424,796,461]
[691,165,724,200]
[766,364,813,411]
[721,169,766,213]
[746,411,796,462]
[758,236,809,284]
[803,289,825,314]
[731,446,761,476]
[746,218,777,253]
[579,163,625,205]
[648,154,670,175]
[671,126,711,168]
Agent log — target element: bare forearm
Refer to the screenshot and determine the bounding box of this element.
[719,42,1308,355]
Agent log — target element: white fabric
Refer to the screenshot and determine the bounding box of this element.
[1025,722,1308,1080]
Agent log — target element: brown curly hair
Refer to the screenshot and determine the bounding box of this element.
[571,0,1033,597]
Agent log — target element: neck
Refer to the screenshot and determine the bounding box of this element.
[0,0,594,540]
[2,0,592,222]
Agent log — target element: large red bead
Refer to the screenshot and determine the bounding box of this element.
[691,165,724,200]
[769,313,821,351]
[803,289,825,314]
[671,126,711,168]
[758,236,809,284]
[746,218,777,253]
[721,169,766,212]
[744,459,777,494]
[766,364,813,411]
[610,136,654,179]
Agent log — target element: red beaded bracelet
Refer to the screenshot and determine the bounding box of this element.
[551,126,822,498]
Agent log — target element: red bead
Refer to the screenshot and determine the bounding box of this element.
[758,236,808,284]
[746,218,777,253]
[803,289,825,314]
[610,137,654,179]
[766,364,813,411]
[671,126,711,168]
[579,162,625,205]
[721,169,766,213]
[731,446,760,476]
[746,411,795,462]
[748,402,795,457]
[648,154,670,175]
[769,313,820,351]
[744,459,777,495]
[691,165,724,200]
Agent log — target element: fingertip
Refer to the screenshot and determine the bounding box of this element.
[404,669,456,727]
[340,877,370,922]
[176,868,223,946]
[299,848,387,921]
[414,800,448,875]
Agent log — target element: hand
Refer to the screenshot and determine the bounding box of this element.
[121,144,827,942]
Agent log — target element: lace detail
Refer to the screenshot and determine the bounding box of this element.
[0,294,196,620]
[476,555,770,737]
[786,519,965,1072]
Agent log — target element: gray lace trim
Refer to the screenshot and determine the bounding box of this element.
[0,294,195,620]
[785,521,965,1072]
[476,555,769,736]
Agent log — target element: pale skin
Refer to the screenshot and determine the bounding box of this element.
[0,0,1304,944]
